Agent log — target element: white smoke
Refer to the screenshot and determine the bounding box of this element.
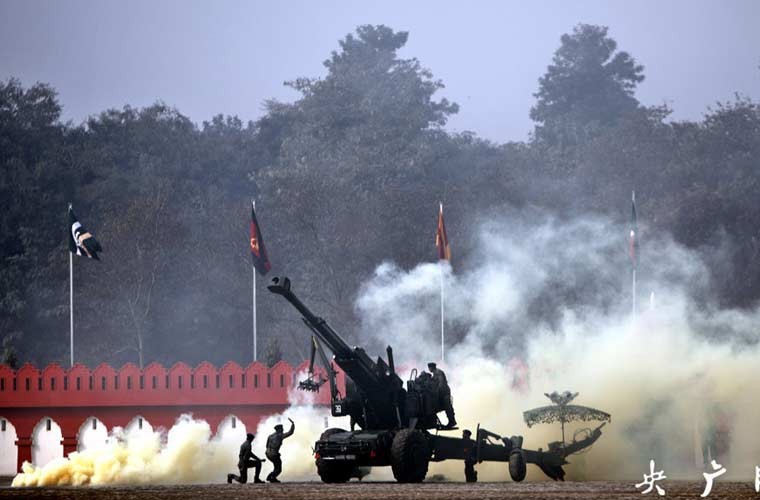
[251,371,340,481]
[355,214,760,481]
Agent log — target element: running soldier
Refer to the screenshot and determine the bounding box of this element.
[265,418,295,482]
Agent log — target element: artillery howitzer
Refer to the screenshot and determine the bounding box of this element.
[268,276,605,483]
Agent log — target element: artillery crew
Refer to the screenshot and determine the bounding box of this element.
[428,362,457,428]
[265,418,295,482]
[227,433,265,484]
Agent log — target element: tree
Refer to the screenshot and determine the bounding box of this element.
[256,25,461,341]
[664,97,760,307]
[4,24,760,368]
[96,186,174,368]
[0,78,72,365]
[531,24,645,147]
[264,337,283,368]
[285,24,458,152]
[1,336,18,369]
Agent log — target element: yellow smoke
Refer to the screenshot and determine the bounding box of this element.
[10,372,344,486]
[517,309,759,481]
[422,303,760,482]
[12,414,240,486]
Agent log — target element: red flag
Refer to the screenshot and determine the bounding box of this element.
[436,203,451,261]
[250,201,271,275]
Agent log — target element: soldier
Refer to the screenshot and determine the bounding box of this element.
[462,429,477,482]
[265,418,295,483]
[227,433,265,484]
[428,362,457,428]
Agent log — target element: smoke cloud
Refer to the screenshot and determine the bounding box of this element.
[11,375,342,486]
[356,213,760,481]
[12,415,239,486]
[251,377,343,481]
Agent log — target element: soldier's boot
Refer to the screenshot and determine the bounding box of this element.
[226,474,234,484]
[253,462,264,483]
[446,407,457,428]
[465,463,477,483]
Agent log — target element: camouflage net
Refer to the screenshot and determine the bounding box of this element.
[523,390,611,427]
[523,404,612,427]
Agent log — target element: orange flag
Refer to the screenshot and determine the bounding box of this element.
[436,203,451,261]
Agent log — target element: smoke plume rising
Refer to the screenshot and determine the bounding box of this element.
[356,213,760,481]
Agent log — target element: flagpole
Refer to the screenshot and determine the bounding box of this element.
[632,190,636,319]
[440,202,445,363]
[252,200,257,362]
[253,267,257,362]
[69,202,74,367]
[632,268,636,318]
[440,260,445,363]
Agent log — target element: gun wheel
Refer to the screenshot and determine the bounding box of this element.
[319,428,347,440]
[316,459,353,483]
[315,428,352,483]
[509,450,527,482]
[391,429,430,483]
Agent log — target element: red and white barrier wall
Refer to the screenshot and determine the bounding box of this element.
[0,361,342,474]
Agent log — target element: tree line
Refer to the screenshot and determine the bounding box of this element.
[1,24,758,368]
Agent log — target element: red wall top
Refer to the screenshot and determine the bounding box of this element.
[0,361,342,408]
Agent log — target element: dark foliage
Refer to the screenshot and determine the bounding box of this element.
[1,25,758,367]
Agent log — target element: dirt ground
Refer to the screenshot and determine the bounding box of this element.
[0,481,756,500]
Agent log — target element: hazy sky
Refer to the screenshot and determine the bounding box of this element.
[1,0,758,142]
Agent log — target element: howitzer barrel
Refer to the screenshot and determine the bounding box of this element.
[268,277,353,358]
[268,277,388,394]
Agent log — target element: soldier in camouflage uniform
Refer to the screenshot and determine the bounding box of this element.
[265,418,295,482]
[428,362,457,428]
[227,433,265,484]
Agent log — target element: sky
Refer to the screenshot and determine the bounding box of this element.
[0,0,758,143]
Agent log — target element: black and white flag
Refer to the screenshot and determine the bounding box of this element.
[68,206,102,260]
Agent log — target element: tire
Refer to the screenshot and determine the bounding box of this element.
[390,429,430,483]
[509,450,527,482]
[320,428,347,440]
[316,428,353,483]
[316,459,353,483]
